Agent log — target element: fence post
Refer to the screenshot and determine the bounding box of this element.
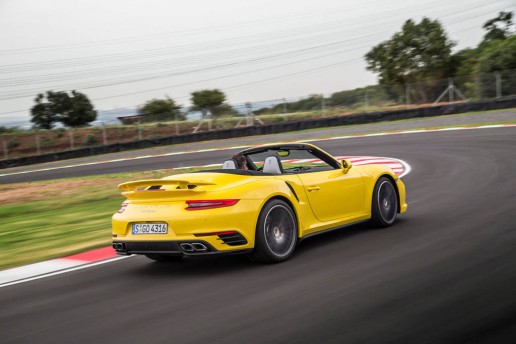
[364,91,369,113]
[321,94,326,116]
[448,78,454,102]
[69,129,75,150]
[102,123,108,145]
[137,121,142,141]
[405,83,410,107]
[36,134,41,155]
[495,71,501,98]
[2,139,7,160]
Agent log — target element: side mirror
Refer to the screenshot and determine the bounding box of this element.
[341,159,352,174]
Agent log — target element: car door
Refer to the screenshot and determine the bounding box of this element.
[296,167,365,222]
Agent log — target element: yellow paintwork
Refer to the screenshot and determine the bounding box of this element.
[112,143,407,253]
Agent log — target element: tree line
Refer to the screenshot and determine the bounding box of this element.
[29,11,514,129]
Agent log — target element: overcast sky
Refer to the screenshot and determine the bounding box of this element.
[0,0,514,126]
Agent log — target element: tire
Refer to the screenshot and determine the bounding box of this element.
[248,199,298,263]
[371,177,398,228]
[145,254,183,262]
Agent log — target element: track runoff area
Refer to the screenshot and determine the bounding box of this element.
[0,123,514,287]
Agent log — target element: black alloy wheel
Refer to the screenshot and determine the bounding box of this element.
[371,177,398,227]
[249,199,298,263]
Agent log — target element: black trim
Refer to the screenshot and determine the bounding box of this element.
[241,143,341,170]
[113,240,251,256]
[241,143,311,154]
[299,220,369,242]
[195,169,273,176]
[285,182,299,202]
[218,233,248,246]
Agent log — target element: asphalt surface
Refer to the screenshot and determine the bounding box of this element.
[1,109,515,184]
[1,126,516,343]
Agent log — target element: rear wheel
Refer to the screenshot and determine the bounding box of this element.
[249,199,298,263]
[145,254,183,262]
[371,177,398,227]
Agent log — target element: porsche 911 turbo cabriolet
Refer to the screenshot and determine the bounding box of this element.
[112,143,407,263]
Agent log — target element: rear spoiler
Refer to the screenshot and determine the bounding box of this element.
[118,179,216,191]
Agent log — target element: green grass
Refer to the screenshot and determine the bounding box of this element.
[0,168,201,270]
[0,187,120,270]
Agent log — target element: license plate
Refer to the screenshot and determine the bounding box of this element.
[132,223,168,234]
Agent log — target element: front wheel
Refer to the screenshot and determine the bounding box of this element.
[371,177,398,228]
[248,199,298,263]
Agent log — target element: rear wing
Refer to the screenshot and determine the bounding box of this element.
[118,179,217,200]
[118,179,216,191]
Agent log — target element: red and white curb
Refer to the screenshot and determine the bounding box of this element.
[0,247,129,288]
[280,156,410,178]
[341,156,410,177]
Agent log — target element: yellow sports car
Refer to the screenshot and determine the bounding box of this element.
[112,143,407,263]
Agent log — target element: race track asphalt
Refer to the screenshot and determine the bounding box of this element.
[1,127,516,343]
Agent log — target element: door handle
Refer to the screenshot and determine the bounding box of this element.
[307,186,320,192]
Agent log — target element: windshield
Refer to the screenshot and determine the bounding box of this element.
[245,148,337,173]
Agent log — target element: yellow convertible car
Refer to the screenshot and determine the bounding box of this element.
[112,143,407,263]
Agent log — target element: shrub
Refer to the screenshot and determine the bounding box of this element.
[7,138,20,149]
[84,134,98,146]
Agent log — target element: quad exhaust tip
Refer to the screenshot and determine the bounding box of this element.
[191,243,208,251]
[180,242,208,252]
[113,243,126,251]
[180,243,194,252]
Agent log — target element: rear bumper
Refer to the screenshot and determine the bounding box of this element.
[112,240,251,256]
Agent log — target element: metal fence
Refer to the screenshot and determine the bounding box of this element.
[1,69,515,160]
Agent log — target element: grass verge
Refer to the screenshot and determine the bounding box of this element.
[0,168,196,270]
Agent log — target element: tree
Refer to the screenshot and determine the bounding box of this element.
[31,93,57,129]
[190,89,226,118]
[476,35,516,98]
[210,103,238,117]
[60,91,97,127]
[30,91,97,129]
[365,18,455,102]
[482,11,513,42]
[138,97,183,122]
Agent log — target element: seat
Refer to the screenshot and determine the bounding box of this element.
[222,159,238,169]
[262,156,284,174]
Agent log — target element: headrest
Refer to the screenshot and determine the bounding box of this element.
[262,156,283,174]
[222,159,238,169]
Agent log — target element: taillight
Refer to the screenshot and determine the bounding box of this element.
[185,199,239,210]
[118,202,129,213]
[194,231,238,237]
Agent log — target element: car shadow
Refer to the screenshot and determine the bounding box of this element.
[127,219,407,278]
